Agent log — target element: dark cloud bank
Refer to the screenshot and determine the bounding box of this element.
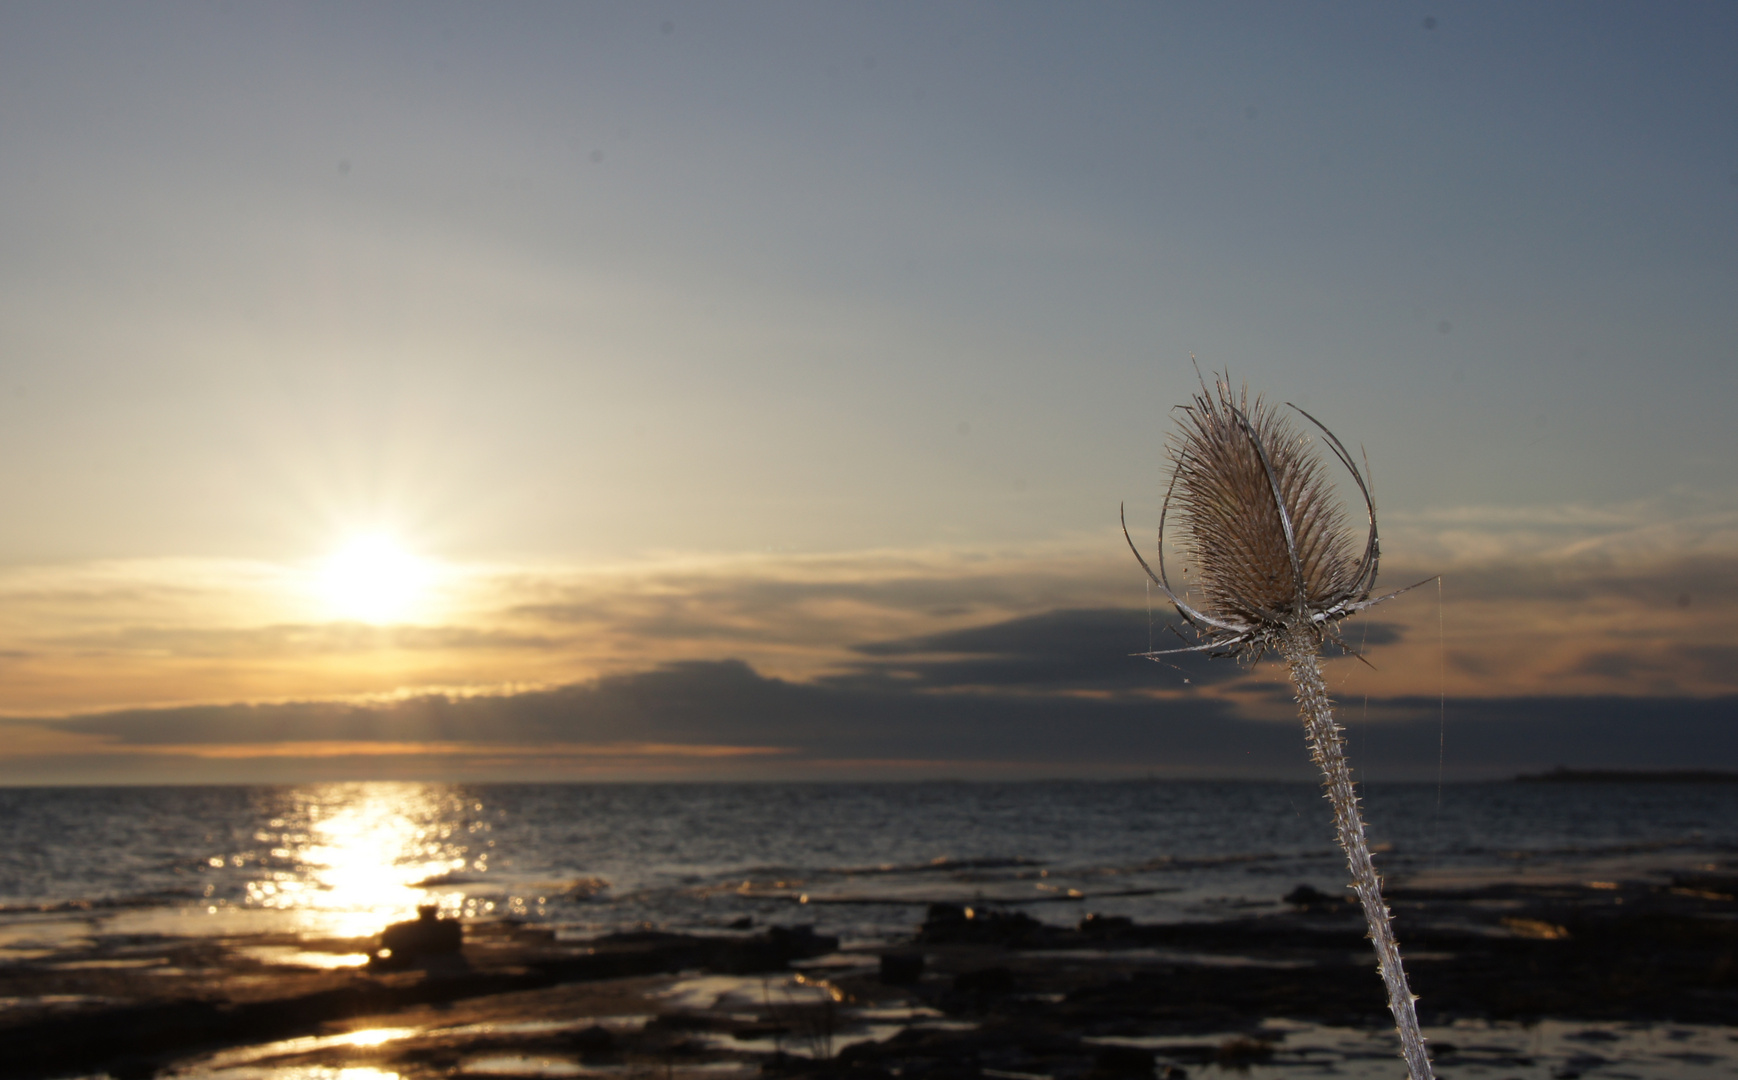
[39,608,1738,780]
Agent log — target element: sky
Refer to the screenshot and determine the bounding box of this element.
[0,1,1734,783]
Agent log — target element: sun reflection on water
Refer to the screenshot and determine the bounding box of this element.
[240,783,478,938]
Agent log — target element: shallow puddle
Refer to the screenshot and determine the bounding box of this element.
[699,1022,908,1059]
[1030,946,1312,968]
[430,1014,653,1038]
[0,993,108,1010]
[654,973,836,1013]
[233,945,372,970]
[1087,1017,1738,1080]
[0,917,94,956]
[49,956,170,969]
[460,1054,587,1077]
[172,1026,420,1075]
[789,952,880,971]
[169,1068,403,1080]
[853,1004,945,1021]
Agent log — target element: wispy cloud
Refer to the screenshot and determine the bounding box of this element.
[1381,488,1738,566]
[50,623,559,659]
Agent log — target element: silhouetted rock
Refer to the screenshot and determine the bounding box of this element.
[919,903,1049,945]
[370,905,462,969]
[1080,913,1135,936]
[952,966,1018,998]
[1283,884,1351,910]
[879,951,925,985]
[707,924,839,973]
[1091,1043,1157,1078]
[570,1024,617,1055]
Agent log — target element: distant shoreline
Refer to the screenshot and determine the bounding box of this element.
[1515,766,1738,784]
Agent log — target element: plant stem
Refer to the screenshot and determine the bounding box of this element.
[1284,624,1434,1080]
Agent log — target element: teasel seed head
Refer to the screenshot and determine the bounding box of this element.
[1123,371,1441,1080]
[1123,372,1413,661]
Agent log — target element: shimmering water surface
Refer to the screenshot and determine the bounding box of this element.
[1,781,1735,946]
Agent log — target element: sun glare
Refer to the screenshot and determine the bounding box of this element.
[318,535,432,624]
[246,783,467,938]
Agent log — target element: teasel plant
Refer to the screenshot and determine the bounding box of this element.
[1123,372,1436,1080]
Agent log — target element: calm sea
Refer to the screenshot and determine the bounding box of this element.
[1,781,1734,951]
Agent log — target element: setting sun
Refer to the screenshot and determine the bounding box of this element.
[318,535,432,624]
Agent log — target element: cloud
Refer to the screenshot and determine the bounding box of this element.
[38,656,1245,770]
[833,607,1231,692]
[505,551,1133,655]
[1381,489,1738,567]
[21,651,1738,784]
[1418,553,1738,607]
[52,623,558,658]
[1561,643,1738,693]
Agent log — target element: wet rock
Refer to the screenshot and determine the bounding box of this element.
[1215,1036,1275,1066]
[952,966,1018,998]
[837,1022,1092,1080]
[733,1021,793,1041]
[710,925,840,973]
[370,905,462,970]
[647,1012,718,1032]
[919,903,1049,946]
[879,951,925,985]
[1079,914,1134,936]
[1091,1043,1156,1078]
[1282,884,1351,910]
[570,1024,618,1055]
[1669,871,1738,898]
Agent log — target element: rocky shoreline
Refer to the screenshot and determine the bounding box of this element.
[2,869,1735,1080]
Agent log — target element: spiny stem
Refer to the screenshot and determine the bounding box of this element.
[1284,624,1434,1080]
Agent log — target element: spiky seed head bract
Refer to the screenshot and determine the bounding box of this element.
[1172,382,1358,625]
[1124,373,1392,661]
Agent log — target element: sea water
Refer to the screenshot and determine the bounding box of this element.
[0,780,1734,948]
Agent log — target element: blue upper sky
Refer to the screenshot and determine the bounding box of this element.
[3,1,1733,561]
